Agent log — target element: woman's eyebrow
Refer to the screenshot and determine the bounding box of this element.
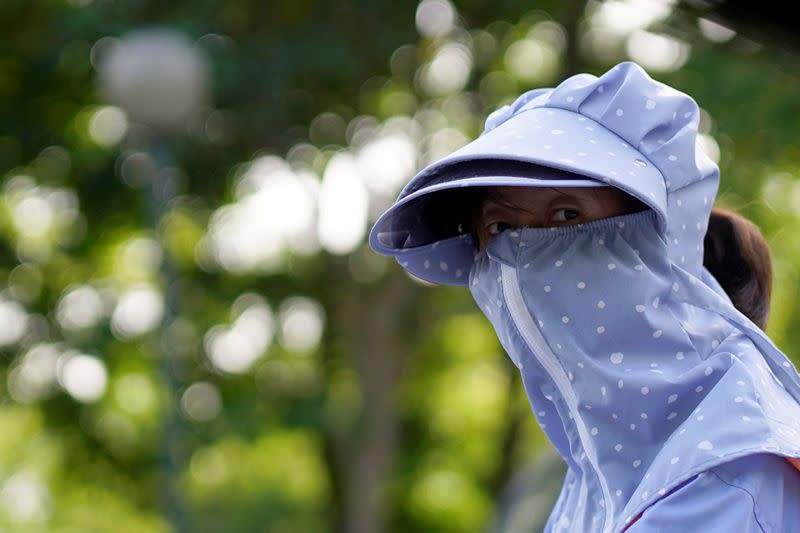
[482,189,584,212]
[481,196,533,214]
[546,187,589,200]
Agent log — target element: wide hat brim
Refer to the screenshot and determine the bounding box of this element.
[368,105,668,286]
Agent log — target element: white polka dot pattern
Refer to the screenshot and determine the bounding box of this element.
[370,61,721,288]
[373,60,800,533]
[468,207,800,533]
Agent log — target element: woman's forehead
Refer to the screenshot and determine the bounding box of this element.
[483,185,599,204]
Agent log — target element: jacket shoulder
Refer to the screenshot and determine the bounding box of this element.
[709,453,800,533]
[626,453,800,532]
[623,466,764,532]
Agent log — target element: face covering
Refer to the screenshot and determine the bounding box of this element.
[469,207,800,532]
[368,60,800,533]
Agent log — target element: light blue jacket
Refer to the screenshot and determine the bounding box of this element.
[369,62,800,532]
[616,453,800,532]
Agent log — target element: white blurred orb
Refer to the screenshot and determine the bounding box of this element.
[0,298,28,347]
[6,344,60,404]
[626,30,690,72]
[317,153,369,255]
[206,156,320,272]
[181,381,222,421]
[698,17,737,43]
[203,297,273,374]
[110,285,165,338]
[57,351,108,403]
[504,39,558,83]
[278,296,325,354]
[88,106,129,147]
[357,133,417,197]
[97,28,210,132]
[56,285,106,331]
[13,195,53,238]
[421,42,472,96]
[0,471,52,523]
[415,0,456,38]
[204,326,257,374]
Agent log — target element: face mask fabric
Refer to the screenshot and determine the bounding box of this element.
[469,207,800,532]
[368,60,800,533]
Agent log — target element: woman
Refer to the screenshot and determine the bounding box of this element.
[369,61,800,532]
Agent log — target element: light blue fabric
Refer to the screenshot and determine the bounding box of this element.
[369,61,800,531]
[470,209,800,532]
[368,61,716,286]
[623,453,800,532]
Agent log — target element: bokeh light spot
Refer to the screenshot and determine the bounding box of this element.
[110,284,164,338]
[56,285,106,331]
[415,0,456,38]
[317,153,368,255]
[204,294,274,374]
[0,298,28,347]
[278,296,325,354]
[181,381,222,421]
[0,471,52,523]
[7,344,60,403]
[626,30,690,71]
[57,351,108,403]
[88,106,128,147]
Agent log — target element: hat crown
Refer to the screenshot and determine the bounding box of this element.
[368,61,720,285]
[482,61,715,192]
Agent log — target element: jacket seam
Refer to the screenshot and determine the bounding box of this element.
[706,469,768,533]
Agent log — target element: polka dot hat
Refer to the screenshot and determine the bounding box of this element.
[368,60,719,285]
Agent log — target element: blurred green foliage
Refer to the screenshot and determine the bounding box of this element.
[0,1,799,532]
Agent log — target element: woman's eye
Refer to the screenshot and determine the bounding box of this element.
[552,208,581,223]
[486,221,512,235]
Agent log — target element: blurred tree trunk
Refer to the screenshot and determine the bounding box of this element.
[326,266,421,533]
[351,269,421,533]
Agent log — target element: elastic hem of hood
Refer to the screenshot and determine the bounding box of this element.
[498,206,659,240]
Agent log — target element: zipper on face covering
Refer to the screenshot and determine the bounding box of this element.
[500,263,613,533]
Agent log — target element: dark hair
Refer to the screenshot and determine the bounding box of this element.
[703,206,773,330]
